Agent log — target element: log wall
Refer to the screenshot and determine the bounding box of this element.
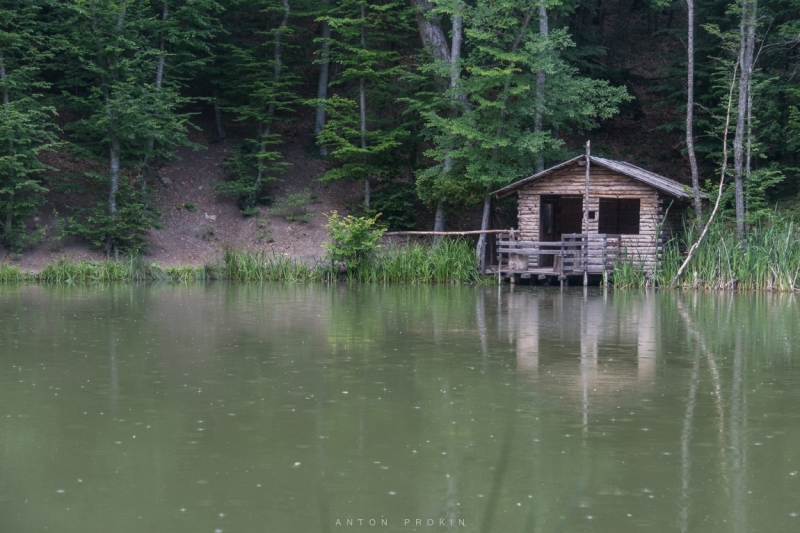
[516,165,671,271]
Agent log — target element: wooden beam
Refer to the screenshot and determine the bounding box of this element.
[383,230,511,236]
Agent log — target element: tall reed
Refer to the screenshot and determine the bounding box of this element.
[614,213,800,291]
[352,238,482,284]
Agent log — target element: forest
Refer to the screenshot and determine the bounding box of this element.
[0,0,799,265]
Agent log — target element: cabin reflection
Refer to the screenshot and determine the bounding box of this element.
[505,290,658,386]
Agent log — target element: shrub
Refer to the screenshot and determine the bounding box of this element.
[323,212,385,275]
[270,189,316,222]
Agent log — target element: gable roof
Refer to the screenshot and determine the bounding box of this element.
[493,155,697,200]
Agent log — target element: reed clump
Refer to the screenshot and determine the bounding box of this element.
[222,248,321,282]
[347,238,483,284]
[37,259,132,283]
[0,263,30,283]
[613,214,800,291]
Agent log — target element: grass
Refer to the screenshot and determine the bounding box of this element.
[612,213,800,291]
[351,238,483,284]
[0,239,488,285]
[5,223,798,291]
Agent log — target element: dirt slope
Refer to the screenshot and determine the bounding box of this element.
[1,120,363,271]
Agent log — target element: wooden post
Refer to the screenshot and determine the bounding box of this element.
[584,140,590,286]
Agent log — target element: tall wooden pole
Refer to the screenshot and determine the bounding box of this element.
[584,140,590,286]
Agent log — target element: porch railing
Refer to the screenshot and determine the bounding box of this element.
[496,232,621,274]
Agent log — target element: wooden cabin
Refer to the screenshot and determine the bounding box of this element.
[491,154,693,280]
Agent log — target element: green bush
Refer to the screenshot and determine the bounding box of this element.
[214,144,280,215]
[67,177,160,256]
[269,189,315,222]
[323,212,384,275]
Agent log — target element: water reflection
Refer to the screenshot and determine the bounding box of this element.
[0,285,799,532]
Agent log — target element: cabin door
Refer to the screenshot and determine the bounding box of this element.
[539,196,583,268]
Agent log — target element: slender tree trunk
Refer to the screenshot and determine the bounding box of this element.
[141,1,169,204]
[745,80,753,193]
[107,137,121,258]
[598,0,608,38]
[606,0,630,67]
[411,0,451,64]
[534,2,548,174]
[412,0,466,240]
[251,0,289,209]
[476,189,492,271]
[104,0,128,259]
[0,48,14,239]
[476,6,538,263]
[433,5,464,241]
[315,19,331,156]
[213,88,226,139]
[359,4,369,209]
[733,0,757,238]
[686,0,702,223]
[211,50,227,140]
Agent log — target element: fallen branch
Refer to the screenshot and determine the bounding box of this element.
[383,230,512,236]
[671,61,739,287]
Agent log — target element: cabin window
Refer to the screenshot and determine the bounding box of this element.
[598,198,640,235]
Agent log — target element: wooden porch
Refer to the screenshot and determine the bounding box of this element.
[489,232,622,282]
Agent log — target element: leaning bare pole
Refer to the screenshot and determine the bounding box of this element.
[583,140,590,286]
[671,62,740,287]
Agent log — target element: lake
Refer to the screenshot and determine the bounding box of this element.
[1,284,799,532]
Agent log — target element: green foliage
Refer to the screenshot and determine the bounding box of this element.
[0,0,58,252]
[415,0,631,210]
[316,0,418,197]
[269,189,316,222]
[362,181,418,230]
[184,202,197,212]
[323,211,385,273]
[67,177,160,255]
[214,144,280,215]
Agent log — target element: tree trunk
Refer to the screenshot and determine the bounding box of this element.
[534,2,548,174]
[411,0,451,63]
[435,6,464,242]
[141,1,169,203]
[606,0,630,67]
[598,0,608,38]
[433,201,445,233]
[476,184,493,271]
[1,48,13,239]
[733,0,757,238]
[315,19,331,156]
[686,0,702,223]
[213,88,226,140]
[104,0,128,259]
[476,6,537,261]
[360,4,369,209]
[251,0,289,208]
[107,137,121,258]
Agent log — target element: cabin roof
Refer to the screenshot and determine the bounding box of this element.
[493,155,697,200]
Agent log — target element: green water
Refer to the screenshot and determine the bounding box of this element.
[1,284,799,533]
